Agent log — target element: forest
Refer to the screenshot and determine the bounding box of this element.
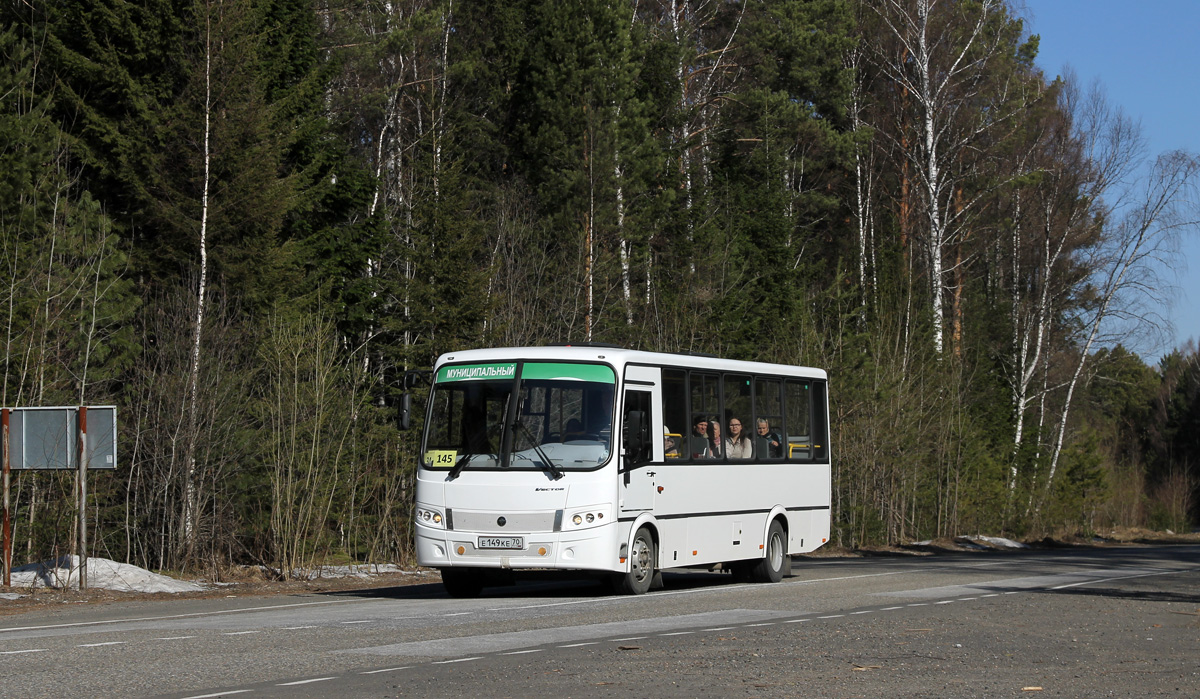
[2,0,1198,578]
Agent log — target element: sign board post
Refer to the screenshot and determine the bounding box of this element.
[0,406,115,590]
[3,408,10,587]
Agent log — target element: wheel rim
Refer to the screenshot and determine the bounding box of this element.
[768,531,783,571]
[631,534,652,583]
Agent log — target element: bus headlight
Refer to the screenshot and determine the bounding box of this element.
[415,506,445,528]
[568,507,607,527]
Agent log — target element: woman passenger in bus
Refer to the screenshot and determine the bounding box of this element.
[725,417,753,459]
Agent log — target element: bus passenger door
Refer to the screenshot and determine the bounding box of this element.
[620,367,660,514]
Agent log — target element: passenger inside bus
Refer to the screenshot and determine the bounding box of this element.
[706,417,723,458]
[689,415,710,458]
[725,417,753,459]
[756,417,783,458]
[663,426,680,458]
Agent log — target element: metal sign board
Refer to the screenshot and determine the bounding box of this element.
[2,407,117,470]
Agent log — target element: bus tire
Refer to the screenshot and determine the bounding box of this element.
[441,568,485,598]
[750,521,787,583]
[613,527,656,595]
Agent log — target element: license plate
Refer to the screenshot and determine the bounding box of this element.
[478,536,524,550]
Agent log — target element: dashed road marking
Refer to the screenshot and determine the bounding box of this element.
[433,657,481,664]
[361,666,411,674]
[78,641,125,648]
[278,677,336,686]
[0,648,47,655]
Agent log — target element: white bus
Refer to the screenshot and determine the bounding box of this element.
[412,345,831,596]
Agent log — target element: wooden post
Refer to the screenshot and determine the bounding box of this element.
[3,408,10,587]
[77,406,87,590]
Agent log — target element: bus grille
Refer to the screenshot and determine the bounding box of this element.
[448,509,563,533]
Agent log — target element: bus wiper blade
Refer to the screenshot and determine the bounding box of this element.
[516,422,564,480]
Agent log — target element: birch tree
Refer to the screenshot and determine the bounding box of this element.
[872,0,1032,355]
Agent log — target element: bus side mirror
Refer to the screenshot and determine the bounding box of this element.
[399,393,412,430]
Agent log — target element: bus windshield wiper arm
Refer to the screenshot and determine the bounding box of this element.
[446,453,471,481]
[516,422,564,480]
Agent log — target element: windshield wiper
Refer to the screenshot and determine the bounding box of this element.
[446,453,471,481]
[515,422,565,480]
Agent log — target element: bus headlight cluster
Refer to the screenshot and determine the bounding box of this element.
[415,507,444,527]
[569,509,606,526]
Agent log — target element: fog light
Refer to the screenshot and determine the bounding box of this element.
[586,513,594,523]
[572,514,583,525]
[432,513,442,524]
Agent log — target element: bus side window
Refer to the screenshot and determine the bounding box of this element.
[784,379,812,461]
[662,369,688,461]
[754,378,784,460]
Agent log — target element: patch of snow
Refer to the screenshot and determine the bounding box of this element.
[966,535,1028,549]
[9,556,205,594]
[0,592,24,600]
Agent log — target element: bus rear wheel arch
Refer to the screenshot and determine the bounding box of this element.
[749,519,790,583]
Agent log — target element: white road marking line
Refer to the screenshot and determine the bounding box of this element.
[746,622,777,626]
[0,598,361,634]
[818,615,844,619]
[0,648,48,655]
[935,600,955,605]
[880,606,903,610]
[907,603,928,607]
[341,620,373,624]
[850,611,871,615]
[154,636,196,640]
[444,612,472,616]
[958,597,977,601]
[360,666,411,675]
[181,690,253,698]
[78,641,126,647]
[277,677,336,686]
[559,641,600,647]
[1050,569,1183,591]
[612,636,648,641]
[222,630,261,636]
[433,657,481,664]
[702,627,735,631]
[782,619,810,623]
[282,626,318,630]
[981,594,999,598]
[660,631,695,635]
[502,649,545,655]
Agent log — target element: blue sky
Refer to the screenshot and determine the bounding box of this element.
[1023,1,1199,364]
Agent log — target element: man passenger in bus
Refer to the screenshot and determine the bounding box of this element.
[689,416,710,458]
[706,416,723,458]
[725,417,753,459]
[756,418,783,458]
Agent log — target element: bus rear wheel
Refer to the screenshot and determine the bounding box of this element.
[441,568,485,598]
[613,527,656,595]
[749,521,789,583]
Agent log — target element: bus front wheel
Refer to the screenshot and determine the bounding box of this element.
[749,521,790,583]
[613,527,656,595]
[441,568,485,598]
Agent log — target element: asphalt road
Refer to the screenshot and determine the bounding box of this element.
[1,544,1197,698]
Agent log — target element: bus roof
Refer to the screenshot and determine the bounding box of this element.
[434,346,827,381]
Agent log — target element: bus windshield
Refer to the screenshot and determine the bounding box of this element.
[422,362,616,473]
